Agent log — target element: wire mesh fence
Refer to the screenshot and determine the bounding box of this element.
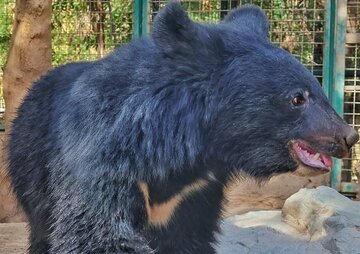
[0,0,135,128]
[343,0,360,184]
[149,0,325,82]
[52,0,134,65]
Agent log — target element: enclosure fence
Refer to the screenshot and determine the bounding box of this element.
[343,0,360,190]
[0,0,359,195]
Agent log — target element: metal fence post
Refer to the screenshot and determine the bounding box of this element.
[134,0,149,38]
[323,0,348,191]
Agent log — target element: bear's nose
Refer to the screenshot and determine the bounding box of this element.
[345,129,359,148]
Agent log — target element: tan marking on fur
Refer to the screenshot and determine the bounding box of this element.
[139,179,209,227]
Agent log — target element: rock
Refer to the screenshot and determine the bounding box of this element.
[1,187,359,253]
[216,186,360,254]
[282,186,360,241]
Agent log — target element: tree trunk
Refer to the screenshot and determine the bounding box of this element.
[0,0,52,222]
[89,0,106,58]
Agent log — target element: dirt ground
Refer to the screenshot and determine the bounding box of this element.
[0,223,28,254]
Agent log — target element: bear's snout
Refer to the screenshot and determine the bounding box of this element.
[345,128,359,149]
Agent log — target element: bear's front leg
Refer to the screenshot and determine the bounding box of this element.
[48,176,152,254]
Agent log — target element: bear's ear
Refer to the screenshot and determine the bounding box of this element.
[223,4,269,39]
[152,2,199,56]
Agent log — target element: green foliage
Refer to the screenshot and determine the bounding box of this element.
[52,0,134,65]
[183,0,221,23]
[0,0,14,120]
[0,1,15,63]
[173,0,325,69]
[0,1,14,75]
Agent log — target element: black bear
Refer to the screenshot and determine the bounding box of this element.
[8,2,358,254]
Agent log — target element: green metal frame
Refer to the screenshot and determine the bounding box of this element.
[323,0,349,192]
[134,0,149,38]
[323,0,336,100]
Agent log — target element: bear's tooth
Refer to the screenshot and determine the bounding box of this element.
[312,153,320,160]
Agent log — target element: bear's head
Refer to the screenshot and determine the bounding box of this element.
[151,3,358,178]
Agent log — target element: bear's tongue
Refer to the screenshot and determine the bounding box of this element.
[293,142,333,171]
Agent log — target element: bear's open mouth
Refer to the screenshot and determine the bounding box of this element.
[291,141,333,171]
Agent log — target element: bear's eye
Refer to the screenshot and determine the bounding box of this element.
[292,93,306,106]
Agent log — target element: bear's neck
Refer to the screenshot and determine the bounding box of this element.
[139,167,227,252]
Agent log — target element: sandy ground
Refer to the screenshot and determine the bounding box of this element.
[0,223,28,254]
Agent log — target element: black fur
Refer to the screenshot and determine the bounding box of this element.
[8,3,356,253]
